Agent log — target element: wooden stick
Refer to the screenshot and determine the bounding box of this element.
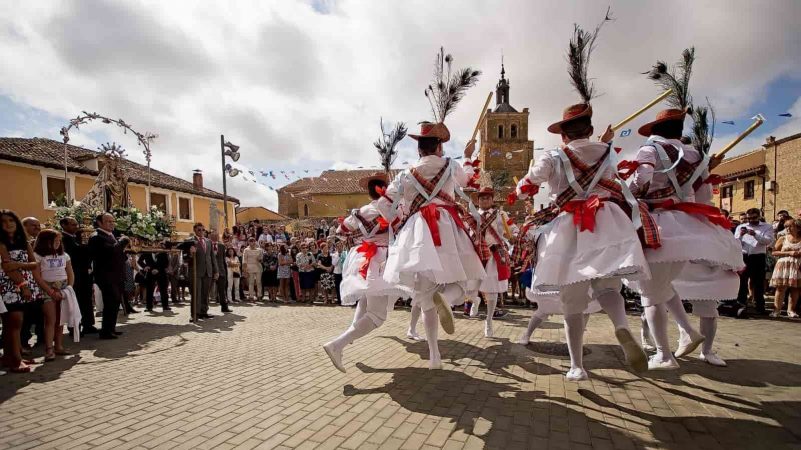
[192,250,198,323]
[713,114,766,159]
[470,92,494,142]
[612,89,673,131]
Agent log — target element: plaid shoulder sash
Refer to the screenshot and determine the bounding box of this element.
[403,159,462,222]
[642,141,704,201]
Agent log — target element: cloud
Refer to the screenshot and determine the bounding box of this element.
[0,0,799,211]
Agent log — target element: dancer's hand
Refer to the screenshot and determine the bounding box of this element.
[600,125,614,143]
[464,139,477,159]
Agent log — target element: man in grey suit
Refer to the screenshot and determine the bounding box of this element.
[210,231,232,313]
[185,222,218,321]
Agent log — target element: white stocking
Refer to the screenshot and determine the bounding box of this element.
[422,307,441,365]
[524,310,547,338]
[408,303,421,334]
[595,290,629,331]
[645,305,671,361]
[485,293,497,326]
[331,315,377,351]
[470,295,481,317]
[700,317,717,355]
[665,294,701,339]
[564,313,585,371]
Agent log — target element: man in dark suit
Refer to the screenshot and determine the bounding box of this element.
[183,223,218,321]
[60,217,98,334]
[88,213,130,339]
[137,251,171,312]
[210,232,232,313]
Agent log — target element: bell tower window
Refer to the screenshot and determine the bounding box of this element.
[498,125,504,140]
[511,124,518,139]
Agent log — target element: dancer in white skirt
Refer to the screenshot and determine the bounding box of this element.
[377,121,486,369]
[516,226,601,345]
[511,23,650,381]
[631,56,744,369]
[464,187,512,337]
[323,174,410,373]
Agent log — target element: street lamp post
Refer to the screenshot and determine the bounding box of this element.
[220,135,241,228]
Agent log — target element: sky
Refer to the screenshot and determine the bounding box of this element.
[1,0,800,210]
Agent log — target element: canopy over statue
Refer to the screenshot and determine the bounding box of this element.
[79,142,131,212]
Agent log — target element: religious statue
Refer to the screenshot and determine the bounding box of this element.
[79,142,131,212]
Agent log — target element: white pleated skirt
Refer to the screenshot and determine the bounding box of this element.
[672,262,740,301]
[341,246,411,306]
[645,209,744,271]
[532,202,650,292]
[384,210,486,291]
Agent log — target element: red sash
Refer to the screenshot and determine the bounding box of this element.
[651,200,733,230]
[357,241,378,279]
[420,203,466,247]
[561,195,605,233]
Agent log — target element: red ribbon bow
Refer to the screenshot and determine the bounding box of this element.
[507,192,518,206]
[617,160,640,180]
[562,195,604,232]
[465,159,481,168]
[420,204,442,246]
[376,216,389,231]
[653,199,732,230]
[356,241,378,279]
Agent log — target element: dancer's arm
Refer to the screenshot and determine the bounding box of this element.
[631,145,657,192]
[515,153,553,199]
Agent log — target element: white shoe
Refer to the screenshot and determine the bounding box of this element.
[517,334,531,345]
[484,323,494,338]
[406,331,425,341]
[648,355,680,371]
[642,341,656,352]
[674,334,705,358]
[700,352,727,367]
[323,342,346,373]
[565,367,589,381]
[433,292,455,335]
[615,328,648,373]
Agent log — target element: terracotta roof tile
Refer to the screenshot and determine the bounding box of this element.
[0,137,238,202]
[712,149,766,178]
[280,169,401,195]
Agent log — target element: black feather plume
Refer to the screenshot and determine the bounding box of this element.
[425,47,481,122]
[691,98,716,154]
[567,7,613,104]
[374,118,407,173]
[645,47,695,111]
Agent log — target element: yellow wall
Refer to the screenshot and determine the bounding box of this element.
[0,161,236,237]
[236,207,286,224]
[0,163,46,220]
[713,175,766,217]
[299,193,369,218]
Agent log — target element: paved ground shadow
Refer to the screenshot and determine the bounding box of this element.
[0,355,82,405]
[345,363,650,448]
[579,388,801,449]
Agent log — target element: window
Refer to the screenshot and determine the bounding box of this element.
[178,197,192,220]
[498,125,504,139]
[511,124,518,139]
[721,185,733,198]
[150,192,168,213]
[46,177,67,205]
[303,204,309,217]
[744,180,755,199]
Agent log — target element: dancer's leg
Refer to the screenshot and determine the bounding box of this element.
[666,294,704,357]
[484,292,498,337]
[323,295,388,372]
[470,294,481,317]
[564,313,587,381]
[517,309,548,344]
[422,307,441,369]
[560,282,591,380]
[639,263,683,370]
[691,300,726,366]
[593,279,647,373]
[640,312,654,351]
[407,303,424,340]
[644,305,678,369]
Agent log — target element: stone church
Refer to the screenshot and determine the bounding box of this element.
[477,63,535,219]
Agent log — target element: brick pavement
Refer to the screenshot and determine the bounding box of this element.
[2,302,801,449]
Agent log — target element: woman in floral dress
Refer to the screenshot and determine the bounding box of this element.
[770,219,801,318]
